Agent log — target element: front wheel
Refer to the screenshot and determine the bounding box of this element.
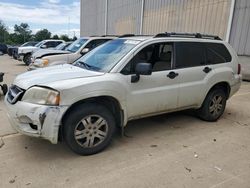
[63,103,116,155]
[198,89,227,122]
[1,84,8,95]
[23,54,32,65]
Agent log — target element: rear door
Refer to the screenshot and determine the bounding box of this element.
[174,42,213,108]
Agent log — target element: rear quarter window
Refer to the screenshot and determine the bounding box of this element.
[205,43,232,64]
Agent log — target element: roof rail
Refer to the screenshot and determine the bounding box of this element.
[101,35,119,37]
[154,32,222,40]
[119,34,135,38]
[88,35,119,38]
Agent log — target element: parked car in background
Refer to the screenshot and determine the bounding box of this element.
[5,33,241,155]
[18,40,64,65]
[30,42,72,63]
[9,41,39,59]
[28,37,114,70]
[54,42,72,51]
[7,46,17,57]
[0,72,8,95]
[0,43,8,54]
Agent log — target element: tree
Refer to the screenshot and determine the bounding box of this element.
[35,29,51,41]
[60,34,70,42]
[0,20,9,43]
[72,36,77,41]
[52,34,59,39]
[14,23,32,43]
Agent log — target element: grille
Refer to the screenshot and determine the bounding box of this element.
[7,85,24,104]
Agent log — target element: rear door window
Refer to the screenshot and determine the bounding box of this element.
[205,43,232,64]
[175,42,206,68]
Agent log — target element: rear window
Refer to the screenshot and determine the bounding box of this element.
[205,43,232,64]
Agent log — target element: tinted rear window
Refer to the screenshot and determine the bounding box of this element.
[175,42,206,68]
[205,43,232,64]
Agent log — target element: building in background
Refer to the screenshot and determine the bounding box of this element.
[81,0,250,56]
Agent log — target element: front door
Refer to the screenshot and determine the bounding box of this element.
[120,42,179,119]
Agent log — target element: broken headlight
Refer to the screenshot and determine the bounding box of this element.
[33,59,49,67]
[22,86,60,105]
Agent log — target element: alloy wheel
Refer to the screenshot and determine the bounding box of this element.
[209,95,223,116]
[74,115,108,148]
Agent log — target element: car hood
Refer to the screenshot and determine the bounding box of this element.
[19,46,38,51]
[33,49,70,59]
[14,64,104,90]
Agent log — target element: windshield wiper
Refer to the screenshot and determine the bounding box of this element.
[76,61,97,71]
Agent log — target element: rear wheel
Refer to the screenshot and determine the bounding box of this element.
[63,103,116,155]
[23,54,32,65]
[198,89,227,121]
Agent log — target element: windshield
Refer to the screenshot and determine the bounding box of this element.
[55,43,66,50]
[74,39,140,72]
[35,41,44,47]
[67,38,88,53]
[21,42,29,47]
[21,42,37,47]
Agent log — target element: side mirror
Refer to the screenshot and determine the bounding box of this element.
[81,48,89,55]
[41,45,47,49]
[131,63,152,83]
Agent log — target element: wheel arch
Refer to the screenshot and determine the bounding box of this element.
[24,52,32,57]
[206,81,231,100]
[60,96,124,139]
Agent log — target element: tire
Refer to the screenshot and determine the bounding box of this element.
[2,84,8,95]
[23,54,32,65]
[63,103,116,155]
[198,88,227,122]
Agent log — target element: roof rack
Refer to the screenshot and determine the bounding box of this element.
[118,34,154,38]
[101,35,119,37]
[154,32,222,40]
[118,34,136,38]
[89,35,118,37]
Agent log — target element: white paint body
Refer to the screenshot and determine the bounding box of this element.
[5,37,242,144]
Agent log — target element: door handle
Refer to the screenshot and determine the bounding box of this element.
[203,67,212,73]
[167,71,179,79]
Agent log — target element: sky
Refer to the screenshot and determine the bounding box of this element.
[0,0,80,38]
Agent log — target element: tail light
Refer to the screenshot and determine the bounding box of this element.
[238,64,241,75]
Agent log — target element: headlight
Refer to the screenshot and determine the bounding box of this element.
[22,87,60,105]
[33,59,49,67]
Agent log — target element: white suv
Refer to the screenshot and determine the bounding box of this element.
[5,33,241,155]
[18,40,64,65]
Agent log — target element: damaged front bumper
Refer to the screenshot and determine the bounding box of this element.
[4,98,68,144]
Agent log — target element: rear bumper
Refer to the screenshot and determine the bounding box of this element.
[229,74,242,98]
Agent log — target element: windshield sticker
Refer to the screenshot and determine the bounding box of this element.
[124,40,140,45]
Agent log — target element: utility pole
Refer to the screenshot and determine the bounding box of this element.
[68,16,70,37]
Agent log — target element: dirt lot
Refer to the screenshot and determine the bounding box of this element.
[0,55,250,188]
